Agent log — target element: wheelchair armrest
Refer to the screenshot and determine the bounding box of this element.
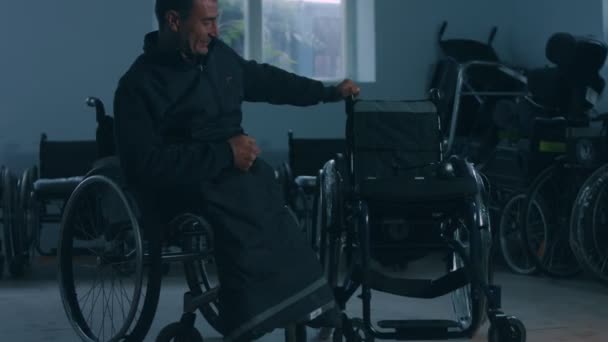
[294,175,317,188]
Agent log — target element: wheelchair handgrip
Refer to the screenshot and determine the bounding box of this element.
[85,96,107,123]
[345,95,357,115]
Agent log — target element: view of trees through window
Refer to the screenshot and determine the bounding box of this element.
[218,0,345,80]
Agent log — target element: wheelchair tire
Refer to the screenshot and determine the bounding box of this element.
[2,166,25,278]
[17,166,39,265]
[58,175,162,342]
[488,316,526,342]
[522,164,582,278]
[318,159,346,291]
[570,163,608,286]
[499,193,543,275]
[156,322,203,342]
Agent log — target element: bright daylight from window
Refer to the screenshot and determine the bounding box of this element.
[218,0,346,80]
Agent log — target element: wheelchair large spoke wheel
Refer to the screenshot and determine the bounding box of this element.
[570,164,608,286]
[499,193,544,275]
[58,175,162,342]
[523,164,582,278]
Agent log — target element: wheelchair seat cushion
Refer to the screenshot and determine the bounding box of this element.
[33,176,84,199]
[359,174,478,202]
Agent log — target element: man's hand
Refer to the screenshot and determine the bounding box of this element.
[228,134,261,172]
[336,79,361,98]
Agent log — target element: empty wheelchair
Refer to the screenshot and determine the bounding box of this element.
[315,98,525,342]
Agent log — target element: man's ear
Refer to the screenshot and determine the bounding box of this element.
[165,10,181,32]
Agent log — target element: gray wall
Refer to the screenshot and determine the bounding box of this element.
[1,0,606,173]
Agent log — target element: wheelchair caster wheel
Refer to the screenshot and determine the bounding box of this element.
[488,316,526,342]
[334,318,372,342]
[156,322,203,342]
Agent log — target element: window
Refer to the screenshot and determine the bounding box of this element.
[217,0,375,82]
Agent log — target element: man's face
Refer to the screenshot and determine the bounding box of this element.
[170,0,220,56]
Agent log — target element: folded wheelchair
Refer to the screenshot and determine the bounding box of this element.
[313,98,526,342]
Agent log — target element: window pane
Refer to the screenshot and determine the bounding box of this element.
[262,0,345,80]
[219,0,246,57]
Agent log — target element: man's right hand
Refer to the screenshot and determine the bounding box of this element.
[228,134,261,171]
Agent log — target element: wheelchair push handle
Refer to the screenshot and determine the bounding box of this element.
[85,96,107,123]
[345,94,358,114]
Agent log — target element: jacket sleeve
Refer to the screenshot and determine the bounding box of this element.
[113,82,234,190]
[238,57,342,105]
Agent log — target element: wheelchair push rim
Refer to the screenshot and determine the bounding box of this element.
[58,175,145,342]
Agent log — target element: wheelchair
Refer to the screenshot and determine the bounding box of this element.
[314,98,525,342]
[1,165,19,278]
[519,33,608,279]
[10,101,104,278]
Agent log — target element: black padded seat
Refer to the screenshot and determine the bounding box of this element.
[33,177,83,199]
[359,175,478,202]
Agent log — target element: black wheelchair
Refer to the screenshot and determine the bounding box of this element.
[314,98,525,341]
[9,97,115,279]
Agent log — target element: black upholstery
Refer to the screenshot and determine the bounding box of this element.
[39,134,98,179]
[359,176,478,202]
[348,99,479,202]
[288,131,345,177]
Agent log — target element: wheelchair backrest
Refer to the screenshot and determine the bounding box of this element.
[39,133,98,179]
[346,100,441,184]
[536,33,608,122]
[287,131,346,176]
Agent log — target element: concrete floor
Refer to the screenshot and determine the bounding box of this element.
[0,256,607,342]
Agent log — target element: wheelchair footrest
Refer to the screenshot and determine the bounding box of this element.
[376,319,462,340]
[354,267,468,299]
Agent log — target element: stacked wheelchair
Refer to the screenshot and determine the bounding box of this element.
[429,22,608,279]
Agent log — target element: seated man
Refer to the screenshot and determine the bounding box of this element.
[113,0,360,340]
